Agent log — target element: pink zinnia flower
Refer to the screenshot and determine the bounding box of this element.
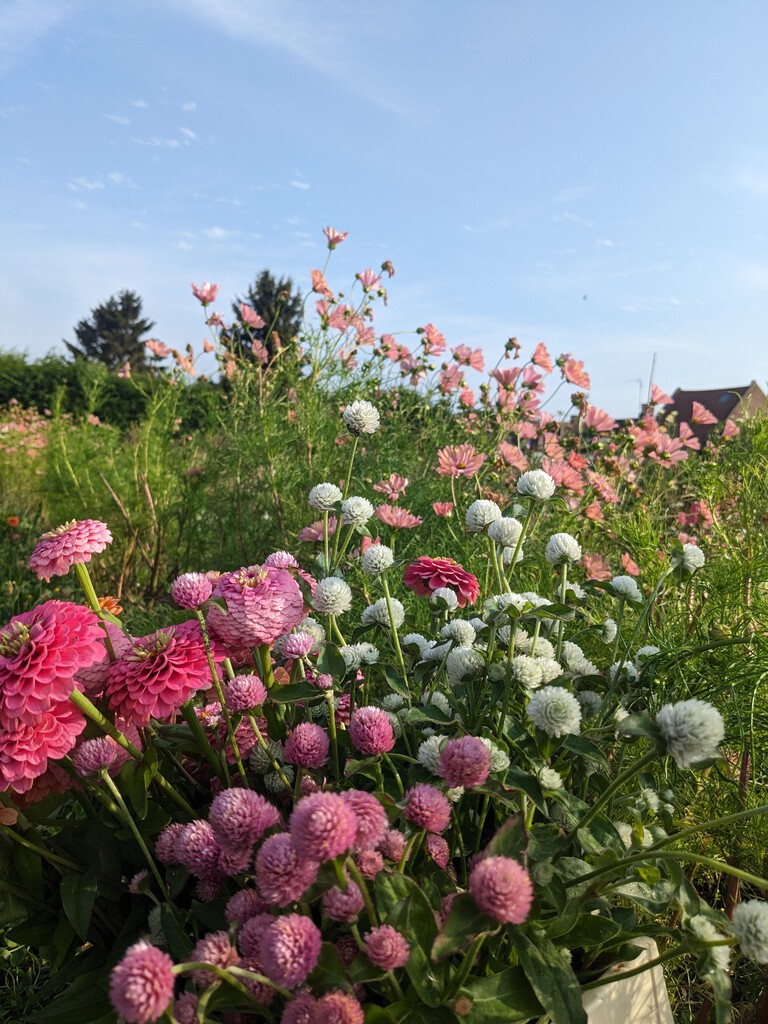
[224,674,267,710]
[189,930,241,988]
[314,990,365,1024]
[260,914,322,989]
[322,877,365,921]
[436,443,486,478]
[255,832,319,905]
[364,924,410,969]
[191,281,220,305]
[469,855,534,924]
[109,940,175,1024]
[28,519,112,581]
[208,787,280,852]
[340,789,389,851]
[0,600,104,728]
[432,501,454,518]
[403,784,451,833]
[374,505,422,529]
[349,706,395,756]
[403,557,480,608]
[425,833,450,868]
[290,791,358,862]
[170,572,214,609]
[438,736,490,788]
[562,356,591,390]
[284,722,330,769]
[0,701,86,794]
[583,552,612,581]
[106,620,218,726]
[324,226,349,249]
[207,565,305,649]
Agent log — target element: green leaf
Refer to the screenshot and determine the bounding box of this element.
[381,664,412,699]
[527,823,568,861]
[508,928,588,1024]
[576,815,625,857]
[484,815,526,860]
[616,713,663,741]
[13,841,44,893]
[310,942,350,989]
[562,734,610,769]
[160,904,193,959]
[403,705,452,725]
[553,913,622,949]
[316,642,348,678]
[118,758,148,818]
[31,969,112,1024]
[268,682,323,703]
[432,892,498,961]
[612,879,677,912]
[465,966,543,1022]
[60,870,98,941]
[6,911,59,947]
[375,871,413,919]
[386,883,443,1007]
[503,766,546,812]
[364,1007,400,1024]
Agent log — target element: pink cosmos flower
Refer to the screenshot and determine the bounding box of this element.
[723,419,740,439]
[491,367,521,389]
[531,341,554,373]
[255,832,319,906]
[145,339,173,358]
[497,441,528,472]
[374,505,422,529]
[106,620,219,726]
[650,383,673,405]
[438,736,490,788]
[208,787,280,852]
[340,789,389,851]
[357,268,381,291]
[28,519,112,581]
[621,552,640,576]
[373,473,409,503]
[403,784,451,833]
[207,565,305,649]
[324,226,348,249]
[298,516,338,543]
[0,600,104,728]
[436,443,486,478]
[349,706,395,756]
[583,552,612,581]
[432,501,454,518]
[585,471,620,504]
[284,722,330,769]
[239,303,266,329]
[311,269,333,298]
[691,401,718,425]
[677,422,701,451]
[459,386,475,408]
[116,361,131,378]
[260,914,322,989]
[422,323,446,356]
[469,855,534,924]
[562,356,591,390]
[364,925,410,970]
[191,282,220,305]
[582,405,618,432]
[0,701,86,794]
[585,502,604,523]
[322,878,365,921]
[170,572,214,609]
[314,991,365,1024]
[290,791,358,862]
[109,941,175,1024]
[438,364,463,393]
[403,556,480,608]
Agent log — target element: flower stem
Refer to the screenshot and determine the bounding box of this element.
[0,823,80,872]
[575,748,658,833]
[196,610,246,784]
[346,856,378,927]
[99,769,170,898]
[325,690,341,781]
[381,577,410,704]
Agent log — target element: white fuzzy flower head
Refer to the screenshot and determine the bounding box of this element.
[527,686,582,737]
[517,469,556,500]
[309,482,343,511]
[561,641,585,669]
[441,620,477,646]
[674,542,706,574]
[601,618,618,643]
[656,699,724,768]
[340,645,362,671]
[341,496,374,526]
[487,516,524,547]
[545,532,583,566]
[635,645,660,669]
[733,901,768,963]
[381,693,404,711]
[537,766,563,790]
[688,916,731,972]
[511,654,545,690]
[501,544,525,567]
[520,592,552,610]
[422,690,452,716]
[479,737,511,773]
[417,735,446,774]
[565,581,586,600]
[297,617,326,644]
[431,587,459,611]
[342,400,380,435]
[402,632,431,655]
[356,642,380,664]
[445,786,465,803]
[422,640,451,663]
[465,499,502,533]
[312,576,353,616]
[575,690,603,719]
[484,593,529,619]
[361,597,405,629]
[608,660,639,683]
[445,646,484,684]
[537,658,564,684]
[361,544,394,576]
[611,575,643,602]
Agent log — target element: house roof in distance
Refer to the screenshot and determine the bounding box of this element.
[664,380,766,442]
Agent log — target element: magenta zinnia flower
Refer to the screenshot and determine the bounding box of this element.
[207,565,305,649]
[109,940,175,1024]
[284,722,329,769]
[403,784,451,833]
[349,706,395,756]
[469,855,534,924]
[438,736,491,789]
[364,924,410,970]
[260,914,322,989]
[28,519,112,581]
[0,701,86,794]
[255,832,319,906]
[403,557,480,608]
[290,791,358,862]
[208,787,280,852]
[0,600,104,728]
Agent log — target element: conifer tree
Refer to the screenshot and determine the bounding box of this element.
[65,290,154,370]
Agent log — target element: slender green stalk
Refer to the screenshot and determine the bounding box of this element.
[575,749,658,833]
[381,576,410,704]
[325,690,341,780]
[447,935,487,999]
[182,700,228,785]
[99,769,169,899]
[565,849,768,892]
[196,610,247,784]
[173,961,291,1001]
[248,715,293,790]
[74,562,116,659]
[346,856,379,927]
[581,939,733,991]
[0,823,80,872]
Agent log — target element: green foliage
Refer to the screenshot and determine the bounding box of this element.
[64,290,154,371]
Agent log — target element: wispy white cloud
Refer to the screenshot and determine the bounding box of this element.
[179,127,197,141]
[130,127,197,148]
[203,226,239,240]
[67,176,105,191]
[132,99,148,108]
[552,211,594,228]
[108,172,138,188]
[181,101,197,111]
[105,113,130,125]
[290,179,310,190]
[0,0,73,74]
[596,238,614,247]
[734,168,768,197]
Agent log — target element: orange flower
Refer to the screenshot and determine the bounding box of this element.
[99,596,123,616]
[6,516,19,528]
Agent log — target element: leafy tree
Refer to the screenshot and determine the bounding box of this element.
[65,290,154,370]
[226,270,303,362]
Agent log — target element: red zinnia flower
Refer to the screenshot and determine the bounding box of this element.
[403,557,480,608]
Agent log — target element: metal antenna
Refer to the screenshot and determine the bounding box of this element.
[647,352,658,407]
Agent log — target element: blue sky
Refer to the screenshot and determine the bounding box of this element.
[1,0,767,417]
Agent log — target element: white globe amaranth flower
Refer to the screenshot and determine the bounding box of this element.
[445,786,465,803]
[537,658,564,684]
[308,482,343,511]
[417,734,446,774]
[484,593,529,618]
[361,543,394,576]
[613,821,634,849]
[422,690,452,716]
[517,468,556,500]
[732,901,768,963]
[312,576,353,615]
[575,690,603,719]
[635,645,660,666]
[570,656,600,677]
[640,787,660,813]
[356,642,380,664]
[527,686,582,737]
[545,532,583,566]
[601,618,618,643]
[441,620,477,646]
[297,617,326,644]
[341,496,374,527]
[402,632,432,655]
[608,660,639,683]
[487,516,524,547]
[487,663,507,683]
[511,654,544,689]
[264,766,294,794]
[340,645,363,671]
[342,399,380,435]
[611,575,643,602]
[465,499,502,533]
[431,587,459,611]
[561,641,585,668]
[537,766,563,790]
[501,544,525,567]
[479,737,511,773]
[564,581,586,600]
[674,542,706,574]
[361,597,405,629]
[445,646,485,684]
[519,591,553,610]
[422,640,451,663]
[381,693,405,711]
[249,739,284,774]
[656,699,725,768]
[688,916,731,972]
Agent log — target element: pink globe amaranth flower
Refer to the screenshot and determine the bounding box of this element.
[213,714,261,765]
[208,788,280,853]
[224,674,267,710]
[191,281,220,305]
[314,990,365,1024]
[71,736,118,777]
[436,443,486,478]
[282,631,316,661]
[357,849,384,879]
[28,519,112,581]
[218,845,253,877]
[0,600,104,729]
[260,914,322,989]
[255,832,319,906]
[425,833,451,869]
[207,566,305,649]
[174,993,199,1024]
[290,791,358,862]
[174,820,223,880]
[313,672,334,691]
[170,572,214,609]
[281,991,317,1024]
[284,722,329,769]
[438,736,491,789]
[225,888,269,924]
[189,930,241,988]
[105,619,218,726]
[237,911,276,958]
[378,828,406,861]
[109,940,175,1024]
[403,557,480,608]
[403,784,451,833]
[0,701,86,794]
[264,551,317,595]
[195,877,221,902]
[364,924,410,970]
[322,877,364,921]
[348,706,395,756]
[154,822,185,864]
[340,790,389,851]
[469,855,534,924]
